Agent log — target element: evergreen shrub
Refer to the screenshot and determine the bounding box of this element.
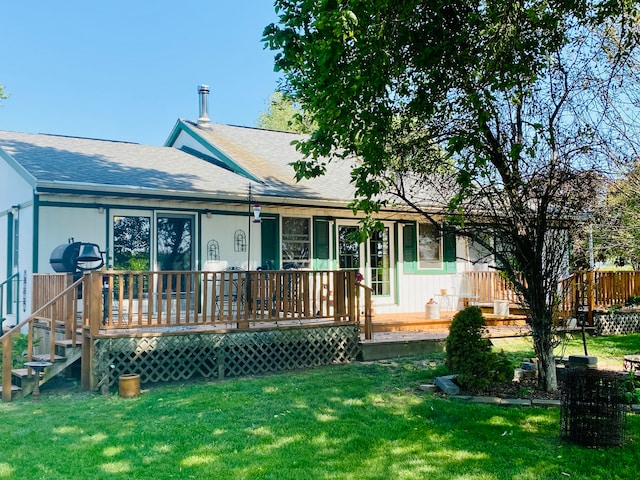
[445,306,514,390]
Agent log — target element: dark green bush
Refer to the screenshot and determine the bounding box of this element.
[625,295,640,307]
[445,306,514,390]
[0,333,32,381]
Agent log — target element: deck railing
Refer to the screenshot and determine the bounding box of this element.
[466,270,640,326]
[0,272,20,326]
[2,269,360,401]
[559,270,640,323]
[1,275,81,402]
[98,269,358,331]
[462,271,521,304]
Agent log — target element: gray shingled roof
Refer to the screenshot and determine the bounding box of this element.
[0,126,358,205]
[176,121,358,203]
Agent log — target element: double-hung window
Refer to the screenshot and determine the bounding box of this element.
[418,223,442,269]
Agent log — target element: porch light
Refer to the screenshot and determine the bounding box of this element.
[253,204,261,223]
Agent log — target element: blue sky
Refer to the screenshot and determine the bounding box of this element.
[0,1,282,145]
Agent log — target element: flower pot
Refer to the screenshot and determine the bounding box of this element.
[118,373,140,398]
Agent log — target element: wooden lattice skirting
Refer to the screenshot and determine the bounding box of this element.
[93,325,361,389]
[594,312,640,335]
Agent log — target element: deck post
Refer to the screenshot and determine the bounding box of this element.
[2,335,12,402]
[358,284,373,340]
[81,272,102,390]
[586,270,595,327]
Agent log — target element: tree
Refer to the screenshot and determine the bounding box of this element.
[264,1,640,391]
[592,163,640,269]
[0,85,8,103]
[256,91,315,133]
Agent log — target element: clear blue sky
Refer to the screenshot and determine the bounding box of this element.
[0,1,282,145]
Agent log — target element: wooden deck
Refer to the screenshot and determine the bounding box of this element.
[369,308,528,334]
[1,269,536,401]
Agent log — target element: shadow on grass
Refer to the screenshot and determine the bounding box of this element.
[1,358,638,480]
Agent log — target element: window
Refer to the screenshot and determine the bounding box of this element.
[338,225,360,269]
[113,216,151,270]
[370,227,390,295]
[418,223,442,269]
[282,217,310,269]
[157,215,193,271]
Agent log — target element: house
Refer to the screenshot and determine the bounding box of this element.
[0,86,488,330]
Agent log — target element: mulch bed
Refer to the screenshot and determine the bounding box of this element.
[460,377,563,401]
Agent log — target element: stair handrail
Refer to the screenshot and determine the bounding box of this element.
[356,281,373,340]
[0,272,20,324]
[1,276,84,402]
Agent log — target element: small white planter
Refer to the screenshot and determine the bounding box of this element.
[493,300,510,316]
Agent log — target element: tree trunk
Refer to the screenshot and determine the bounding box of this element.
[534,336,558,392]
[530,314,558,392]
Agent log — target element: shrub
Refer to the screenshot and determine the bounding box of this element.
[0,333,32,381]
[445,306,514,390]
[622,371,640,404]
[625,295,640,307]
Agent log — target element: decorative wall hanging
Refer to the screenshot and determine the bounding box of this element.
[234,230,247,252]
[207,240,220,262]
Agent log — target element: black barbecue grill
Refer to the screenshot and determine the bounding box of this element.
[50,241,104,280]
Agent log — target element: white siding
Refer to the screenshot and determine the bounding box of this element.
[201,213,261,271]
[38,206,107,273]
[0,160,34,322]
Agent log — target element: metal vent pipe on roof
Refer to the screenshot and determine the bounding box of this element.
[197,84,211,127]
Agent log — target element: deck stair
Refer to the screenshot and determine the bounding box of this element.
[4,338,82,400]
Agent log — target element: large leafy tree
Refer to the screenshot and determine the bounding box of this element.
[264,1,640,391]
[0,85,8,103]
[593,163,640,268]
[256,91,315,133]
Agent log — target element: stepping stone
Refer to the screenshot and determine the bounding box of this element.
[435,375,460,395]
[501,398,531,407]
[418,383,440,393]
[532,399,562,407]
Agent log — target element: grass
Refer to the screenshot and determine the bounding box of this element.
[492,331,640,370]
[0,335,639,479]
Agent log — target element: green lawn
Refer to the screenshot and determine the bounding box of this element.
[0,334,639,479]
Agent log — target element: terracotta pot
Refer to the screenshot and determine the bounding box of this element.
[118,373,140,398]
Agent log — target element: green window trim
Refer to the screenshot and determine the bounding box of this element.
[313,217,330,270]
[403,222,457,275]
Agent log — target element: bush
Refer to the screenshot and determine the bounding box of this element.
[0,333,35,381]
[445,306,514,390]
[622,371,640,404]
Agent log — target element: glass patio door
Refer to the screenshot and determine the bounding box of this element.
[156,215,194,293]
[156,215,193,272]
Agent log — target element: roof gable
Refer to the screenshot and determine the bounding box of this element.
[165,120,357,203]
